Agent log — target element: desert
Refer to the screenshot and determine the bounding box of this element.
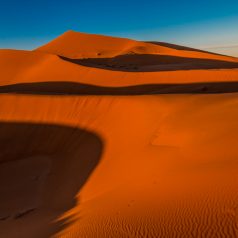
[0,31,238,237]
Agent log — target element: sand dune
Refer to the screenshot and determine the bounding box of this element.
[36,31,238,62]
[0,31,238,237]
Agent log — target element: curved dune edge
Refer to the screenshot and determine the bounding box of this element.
[0,31,238,237]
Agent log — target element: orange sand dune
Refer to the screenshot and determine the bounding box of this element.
[36,30,238,62]
[0,31,238,238]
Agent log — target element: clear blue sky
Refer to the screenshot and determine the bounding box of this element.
[1,0,238,55]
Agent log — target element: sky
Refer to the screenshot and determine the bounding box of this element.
[0,0,238,56]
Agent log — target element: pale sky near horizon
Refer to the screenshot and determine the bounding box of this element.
[0,0,238,56]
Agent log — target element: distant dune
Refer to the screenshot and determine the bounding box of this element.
[203,45,238,58]
[0,31,238,238]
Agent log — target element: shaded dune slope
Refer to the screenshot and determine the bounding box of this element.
[0,122,103,238]
[2,81,238,95]
[59,54,238,72]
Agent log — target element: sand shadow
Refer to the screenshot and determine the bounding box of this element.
[1,81,238,95]
[59,54,238,72]
[0,122,103,238]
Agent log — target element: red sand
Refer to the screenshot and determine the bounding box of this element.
[0,31,238,237]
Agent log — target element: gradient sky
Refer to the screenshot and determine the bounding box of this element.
[1,0,238,56]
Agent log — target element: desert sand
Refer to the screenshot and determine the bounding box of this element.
[0,31,238,237]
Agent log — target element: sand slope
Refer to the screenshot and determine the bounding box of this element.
[0,31,238,238]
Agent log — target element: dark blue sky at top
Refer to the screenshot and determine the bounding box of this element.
[0,0,238,50]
